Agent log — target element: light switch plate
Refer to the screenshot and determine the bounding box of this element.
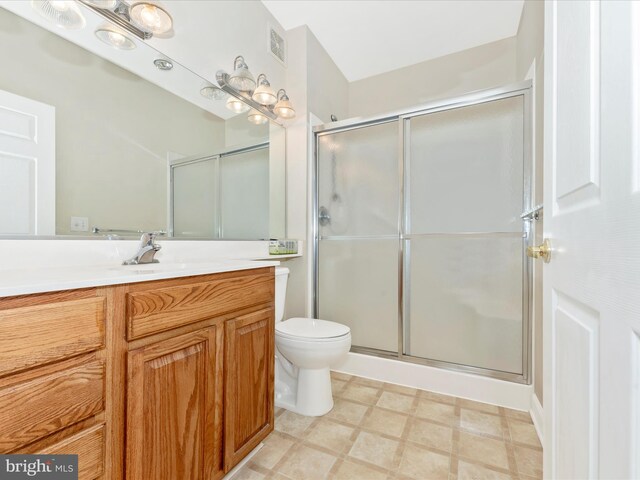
[70,216,88,232]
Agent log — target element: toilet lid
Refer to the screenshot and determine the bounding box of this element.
[276,317,350,339]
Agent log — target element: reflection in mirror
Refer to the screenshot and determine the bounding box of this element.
[0,3,286,240]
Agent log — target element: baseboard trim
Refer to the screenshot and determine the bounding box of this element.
[333,352,533,411]
[222,442,263,479]
[530,392,544,443]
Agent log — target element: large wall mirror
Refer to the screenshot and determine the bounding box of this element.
[0,2,286,240]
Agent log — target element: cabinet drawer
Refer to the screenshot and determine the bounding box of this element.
[37,424,105,480]
[127,270,274,340]
[0,355,105,451]
[0,297,105,378]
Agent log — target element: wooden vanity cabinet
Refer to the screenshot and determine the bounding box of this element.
[0,266,275,480]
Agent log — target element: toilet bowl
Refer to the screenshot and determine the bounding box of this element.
[274,267,351,416]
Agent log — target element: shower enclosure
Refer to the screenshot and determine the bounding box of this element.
[313,82,532,383]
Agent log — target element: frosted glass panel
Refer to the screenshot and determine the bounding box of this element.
[318,122,398,236]
[319,239,398,352]
[409,96,524,233]
[172,157,217,238]
[406,236,523,373]
[220,148,269,239]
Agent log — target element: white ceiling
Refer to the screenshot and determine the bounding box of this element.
[262,0,525,82]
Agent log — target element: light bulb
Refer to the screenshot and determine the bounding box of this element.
[226,96,250,114]
[129,2,173,35]
[49,1,70,12]
[95,28,136,50]
[248,109,268,125]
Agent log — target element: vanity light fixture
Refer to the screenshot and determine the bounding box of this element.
[200,85,227,101]
[153,58,173,71]
[247,109,269,125]
[274,89,296,119]
[252,74,277,106]
[129,2,173,35]
[82,0,118,8]
[31,0,87,29]
[217,55,294,123]
[95,28,136,50]
[228,56,256,93]
[226,96,250,114]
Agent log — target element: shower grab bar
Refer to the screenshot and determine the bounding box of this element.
[520,204,543,221]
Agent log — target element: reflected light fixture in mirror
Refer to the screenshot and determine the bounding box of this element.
[31,0,86,29]
[95,28,136,50]
[228,56,256,93]
[129,2,173,35]
[252,74,277,106]
[226,96,250,113]
[247,109,269,125]
[274,89,295,119]
[200,85,227,101]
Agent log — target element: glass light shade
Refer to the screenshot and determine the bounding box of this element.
[226,96,250,114]
[129,2,173,35]
[200,86,226,101]
[274,98,295,119]
[228,57,256,92]
[252,83,277,106]
[31,0,86,29]
[247,109,269,125]
[95,29,136,50]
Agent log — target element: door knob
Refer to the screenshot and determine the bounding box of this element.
[527,239,551,263]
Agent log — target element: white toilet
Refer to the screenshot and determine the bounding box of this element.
[274,267,351,416]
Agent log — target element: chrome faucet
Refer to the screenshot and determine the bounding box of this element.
[123,232,164,265]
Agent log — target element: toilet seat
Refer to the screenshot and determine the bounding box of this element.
[276,317,350,342]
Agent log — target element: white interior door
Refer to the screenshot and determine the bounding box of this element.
[543,1,640,478]
[0,89,55,235]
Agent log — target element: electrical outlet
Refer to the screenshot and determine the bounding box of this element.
[70,216,89,232]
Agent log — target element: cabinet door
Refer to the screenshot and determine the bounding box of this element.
[126,327,224,480]
[224,308,274,470]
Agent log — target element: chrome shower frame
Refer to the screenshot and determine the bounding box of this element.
[312,80,533,384]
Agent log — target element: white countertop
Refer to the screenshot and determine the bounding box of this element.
[0,260,280,298]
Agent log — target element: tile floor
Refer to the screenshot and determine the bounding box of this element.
[231,372,542,480]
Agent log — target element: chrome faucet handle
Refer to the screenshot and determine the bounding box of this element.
[140,231,166,248]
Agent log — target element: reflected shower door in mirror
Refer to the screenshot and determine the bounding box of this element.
[0,4,286,240]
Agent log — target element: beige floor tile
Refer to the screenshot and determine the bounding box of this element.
[384,383,418,396]
[362,407,408,438]
[332,459,389,480]
[513,446,543,477]
[376,391,415,414]
[276,445,337,480]
[275,410,316,438]
[415,399,458,426]
[457,432,509,470]
[458,398,500,415]
[231,467,267,480]
[353,376,385,388]
[305,418,355,454]
[398,444,450,480]
[251,433,295,469]
[348,431,400,470]
[331,371,352,381]
[341,383,380,404]
[326,398,369,425]
[331,378,347,394]
[407,418,453,452]
[460,409,505,438]
[508,419,541,447]
[457,461,513,480]
[420,390,457,405]
[503,407,533,423]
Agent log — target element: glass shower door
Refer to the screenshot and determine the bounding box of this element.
[316,122,399,353]
[403,95,527,374]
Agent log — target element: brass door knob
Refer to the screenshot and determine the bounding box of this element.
[527,239,551,263]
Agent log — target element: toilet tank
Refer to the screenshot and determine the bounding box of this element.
[274,267,289,322]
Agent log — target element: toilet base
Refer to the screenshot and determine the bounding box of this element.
[275,363,334,416]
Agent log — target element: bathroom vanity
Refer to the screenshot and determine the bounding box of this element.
[0,264,276,480]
